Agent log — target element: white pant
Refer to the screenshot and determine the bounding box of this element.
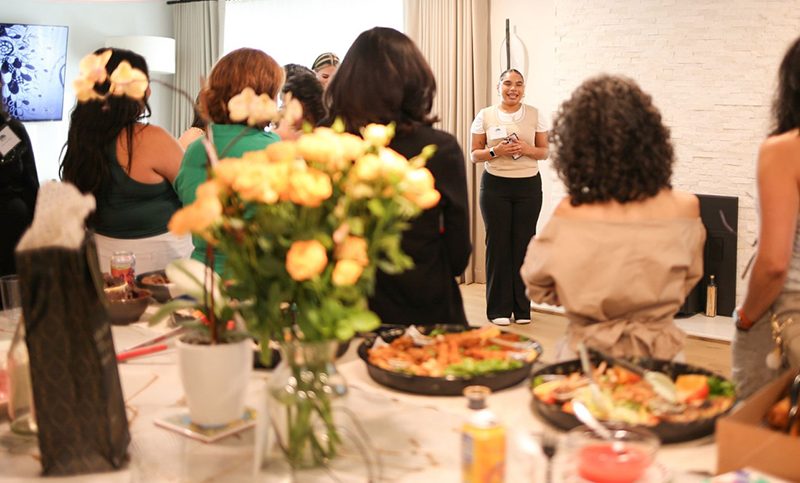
[93,232,194,275]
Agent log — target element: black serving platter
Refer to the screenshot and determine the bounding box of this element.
[135,270,175,304]
[358,324,542,396]
[530,354,735,444]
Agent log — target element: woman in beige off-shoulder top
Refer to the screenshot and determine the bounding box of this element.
[520,75,706,361]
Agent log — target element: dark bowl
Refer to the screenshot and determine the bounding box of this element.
[358,324,542,396]
[529,355,735,444]
[106,288,152,325]
[135,270,176,304]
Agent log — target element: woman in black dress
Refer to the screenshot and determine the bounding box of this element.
[325,27,472,327]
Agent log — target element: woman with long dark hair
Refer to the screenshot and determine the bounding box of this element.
[60,48,190,274]
[0,76,39,278]
[733,36,800,399]
[325,27,471,326]
[521,75,705,361]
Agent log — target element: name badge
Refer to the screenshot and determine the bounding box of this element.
[0,125,22,157]
[487,125,507,141]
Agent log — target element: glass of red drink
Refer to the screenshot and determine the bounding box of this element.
[566,423,659,483]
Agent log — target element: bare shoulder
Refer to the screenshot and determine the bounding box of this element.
[669,190,700,218]
[759,130,800,169]
[137,124,178,144]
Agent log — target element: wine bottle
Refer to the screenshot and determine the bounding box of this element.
[705,275,717,318]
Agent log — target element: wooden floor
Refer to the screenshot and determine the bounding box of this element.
[460,283,732,378]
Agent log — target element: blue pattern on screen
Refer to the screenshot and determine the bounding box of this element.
[0,24,68,122]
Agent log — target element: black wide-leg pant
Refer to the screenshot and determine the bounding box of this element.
[479,171,542,321]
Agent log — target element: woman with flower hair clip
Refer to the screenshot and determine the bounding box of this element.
[60,47,191,274]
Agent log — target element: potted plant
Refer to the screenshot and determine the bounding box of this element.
[166,119,439,467]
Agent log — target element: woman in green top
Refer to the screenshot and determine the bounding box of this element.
[60,48,191,274]
[173,48,284,274]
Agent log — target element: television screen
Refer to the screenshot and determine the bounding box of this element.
[0,23,68,122]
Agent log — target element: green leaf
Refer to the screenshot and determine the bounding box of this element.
[346,311,381,333]
[335,322,355,341]
[367,199,385,217]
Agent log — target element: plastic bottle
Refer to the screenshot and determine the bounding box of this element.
[462,385,505,483]
[705,275,717,318]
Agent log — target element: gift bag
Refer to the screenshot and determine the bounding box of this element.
[13,182,129,475]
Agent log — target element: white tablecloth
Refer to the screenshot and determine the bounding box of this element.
[0,318,714,482]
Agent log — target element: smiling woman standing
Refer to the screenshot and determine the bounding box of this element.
[470,69,549,326]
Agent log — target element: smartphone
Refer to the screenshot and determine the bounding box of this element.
[506,133,522,160]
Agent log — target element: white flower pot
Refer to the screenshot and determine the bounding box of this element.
[177,338,253,428]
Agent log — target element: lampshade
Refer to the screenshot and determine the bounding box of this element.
[105,36,175,74]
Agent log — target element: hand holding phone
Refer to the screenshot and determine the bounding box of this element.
[506,133,522,160]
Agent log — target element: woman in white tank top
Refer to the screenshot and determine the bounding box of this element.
[734,35,800,399]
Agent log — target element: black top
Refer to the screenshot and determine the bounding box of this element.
[368,126,472,326]
[0,117,39,276]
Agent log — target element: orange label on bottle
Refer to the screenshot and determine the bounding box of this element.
[462,423,506,483]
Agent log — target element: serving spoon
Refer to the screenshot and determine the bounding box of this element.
[588,347,679,405]
[572,400,626,454]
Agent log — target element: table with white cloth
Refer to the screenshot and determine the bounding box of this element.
[0,315,715,482]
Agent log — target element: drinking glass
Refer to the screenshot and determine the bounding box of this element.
[1,275,37,435]
[1,275,22,323]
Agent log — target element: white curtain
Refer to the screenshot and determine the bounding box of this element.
[170,0,224,137]
[404,0,490,283]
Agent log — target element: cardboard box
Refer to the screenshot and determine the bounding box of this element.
[716,370,800,481]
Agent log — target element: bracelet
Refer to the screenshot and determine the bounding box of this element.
[735,307,754,331]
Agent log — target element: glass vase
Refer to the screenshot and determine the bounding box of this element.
[8,318,37,435]
[267,339,347,469]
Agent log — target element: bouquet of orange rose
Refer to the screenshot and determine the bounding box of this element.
[166,111,439,467]
[167,120,439,348]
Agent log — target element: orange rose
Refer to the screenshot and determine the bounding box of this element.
[332,259,363,286]
[338,132,367,161]
[336,236,369,266]
[168,196,222,235]
[265,141,298,163]
[378,148,411,178]
[352,153,382,181]
[195,179,224,200]
[286,240,328,281]
[403,167,441,209]
[289,167,333,207]
[232,163,279,204]
[214,160,244,188]
[362,123,395,147]
[240,149,269,164]
[296,130,339,165]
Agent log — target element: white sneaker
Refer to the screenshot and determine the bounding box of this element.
[515,318,531,325]
[490,317,511,326]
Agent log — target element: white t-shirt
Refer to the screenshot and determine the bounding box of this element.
[471,104,549,135]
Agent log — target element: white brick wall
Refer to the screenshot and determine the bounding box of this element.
[552,0,800,304]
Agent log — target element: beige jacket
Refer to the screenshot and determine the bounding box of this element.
[521,215,706,360]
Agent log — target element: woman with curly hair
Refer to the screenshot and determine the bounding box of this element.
[470,69,550,327]
[520,75,706,361]
[733,36,800,399]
